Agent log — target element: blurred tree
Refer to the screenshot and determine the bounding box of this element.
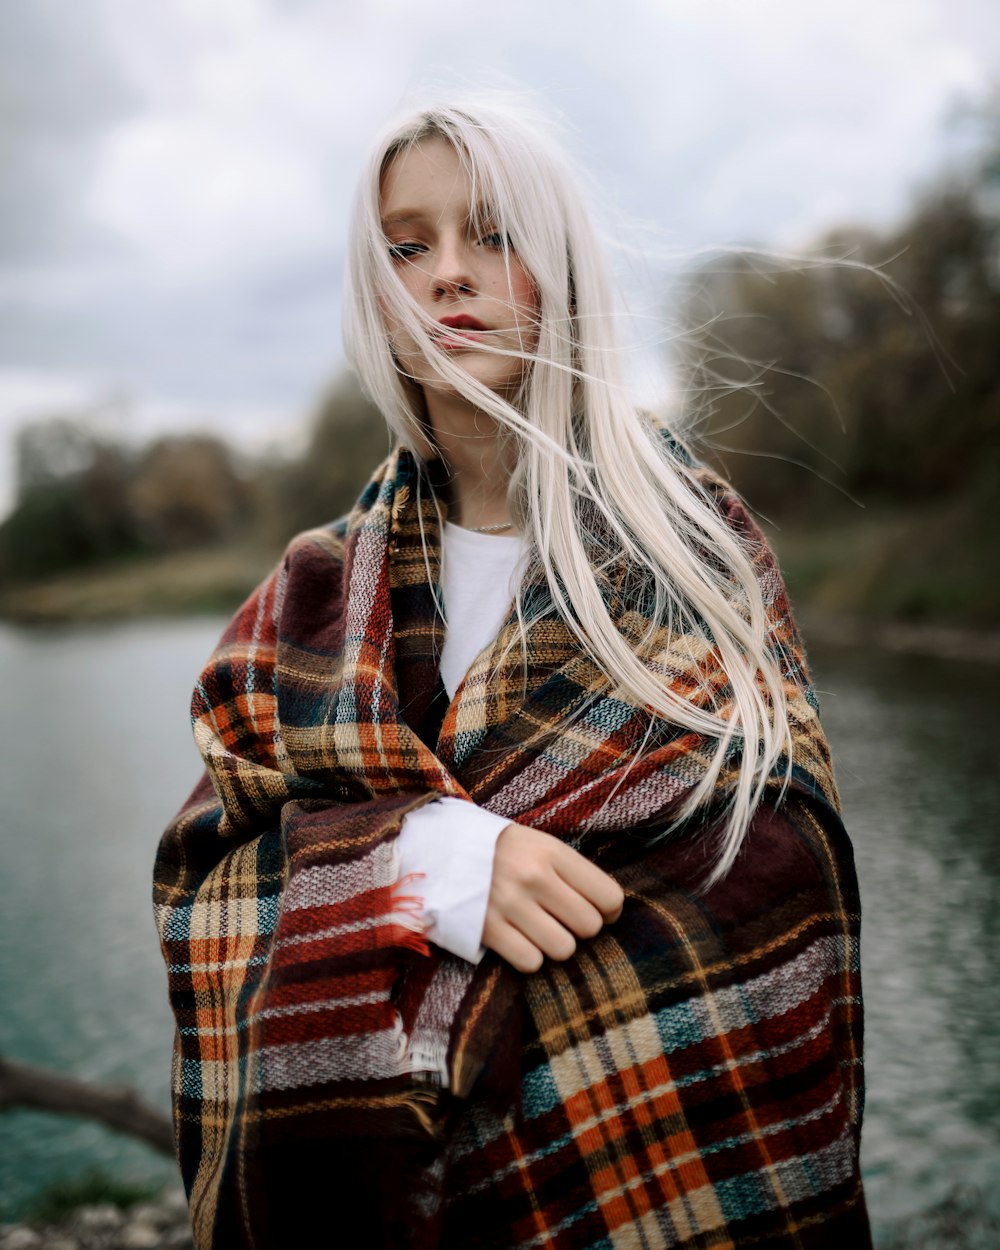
[128,433,252,551]
[0,417,136,580]
[261,371,391,542]
[674,158,999,517]
[671,105,1000,625]
[0,375,391,589]
[0,417,258,584]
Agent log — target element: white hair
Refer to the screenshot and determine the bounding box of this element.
[343,94,792,885]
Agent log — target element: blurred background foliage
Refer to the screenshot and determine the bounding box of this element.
[0,375,389,619]
[0,117,997,629]
[672,115,999,628]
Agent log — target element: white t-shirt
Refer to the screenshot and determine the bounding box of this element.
[395,522,528,964]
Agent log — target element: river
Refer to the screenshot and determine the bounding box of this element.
[1,619,998,1240]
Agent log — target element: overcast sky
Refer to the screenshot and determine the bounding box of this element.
[1,0,998,514]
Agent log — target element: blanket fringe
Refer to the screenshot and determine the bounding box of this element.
[400,1087,447,1139]
[389,871,431,957]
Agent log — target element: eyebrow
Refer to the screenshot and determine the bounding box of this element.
[380,210,425,229]
[380,204,500,231]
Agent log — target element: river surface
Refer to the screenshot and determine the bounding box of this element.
[1,618,998,1239]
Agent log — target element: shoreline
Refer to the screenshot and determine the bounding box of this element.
[0,545,279,628]
[798,611,1000,666]
[1,545,997,666]
[0,1187,191,1249]
[2,1180,996,1249]
[2,599,997,669]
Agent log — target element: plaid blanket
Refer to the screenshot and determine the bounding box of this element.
[153,445,870,1248]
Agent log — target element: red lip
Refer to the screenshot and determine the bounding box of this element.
[437,315,488,331]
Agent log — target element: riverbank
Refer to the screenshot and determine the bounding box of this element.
[0,1188,191,1250]
[1,1182,996,1249]
[798,610,1000,665]
[0,544,279,625]
[1,522,997,664]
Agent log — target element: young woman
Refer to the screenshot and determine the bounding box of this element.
[154,97,871,1249]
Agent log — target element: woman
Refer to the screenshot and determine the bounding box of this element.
[154,97,871,1249]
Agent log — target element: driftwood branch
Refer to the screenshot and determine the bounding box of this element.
[0,1052,175,1157]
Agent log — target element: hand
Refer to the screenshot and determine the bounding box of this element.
[481,822,625,973]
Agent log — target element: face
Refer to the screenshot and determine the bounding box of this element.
[378,136,540,401]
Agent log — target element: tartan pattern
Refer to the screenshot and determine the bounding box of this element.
[437,799,868,1249]
[153,444,869,1248]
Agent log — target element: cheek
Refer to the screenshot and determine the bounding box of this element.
[378,267,428,341]
[376,295,416,378]
[511,268,541,353]
[509,264,541,321]
[378,290,415,349]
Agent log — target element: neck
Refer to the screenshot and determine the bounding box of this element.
[424,391,517,530]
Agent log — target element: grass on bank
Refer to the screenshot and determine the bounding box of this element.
[13,1169,1000,1247]
[23,1167,161,1225]
[0,542,281,625]
[0,505,997,636]
[767,501,1000,630]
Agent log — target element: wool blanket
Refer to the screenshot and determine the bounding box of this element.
[153,444,871,1249]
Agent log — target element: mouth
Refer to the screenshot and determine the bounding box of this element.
[437,315,488,332]
[432,315,491,347]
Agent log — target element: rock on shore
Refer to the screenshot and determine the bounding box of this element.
[0,1190,192,1250]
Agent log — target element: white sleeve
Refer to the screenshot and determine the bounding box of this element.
[396,796,510,964]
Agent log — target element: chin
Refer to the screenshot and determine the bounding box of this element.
[429,359,529,400]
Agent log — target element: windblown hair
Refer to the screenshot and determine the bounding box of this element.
[344,95,792,883]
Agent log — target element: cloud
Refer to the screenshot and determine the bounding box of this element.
[87,0,404,286]
[83,0,999,278]
[1,0,999,519]
[0,0,136,269]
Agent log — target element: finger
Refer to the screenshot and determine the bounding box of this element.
[502,899,578,962]
[530,874,606,939]
[550,845,625,921]
[481,918,544,974]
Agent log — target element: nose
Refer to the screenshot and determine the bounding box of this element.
[429,238,474,300]
[433,275,473,298]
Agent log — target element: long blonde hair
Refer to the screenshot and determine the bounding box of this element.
[343,94,792,884]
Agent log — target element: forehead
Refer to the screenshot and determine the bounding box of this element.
[379,136,477,222]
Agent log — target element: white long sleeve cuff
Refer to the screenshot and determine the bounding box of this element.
[396,797,509,964]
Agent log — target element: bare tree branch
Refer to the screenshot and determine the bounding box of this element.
[0,1052,175,1158]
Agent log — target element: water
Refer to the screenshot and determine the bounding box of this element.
[0,619,215,1217]
[808,642,1000,1236]
[1,620,998,1236]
